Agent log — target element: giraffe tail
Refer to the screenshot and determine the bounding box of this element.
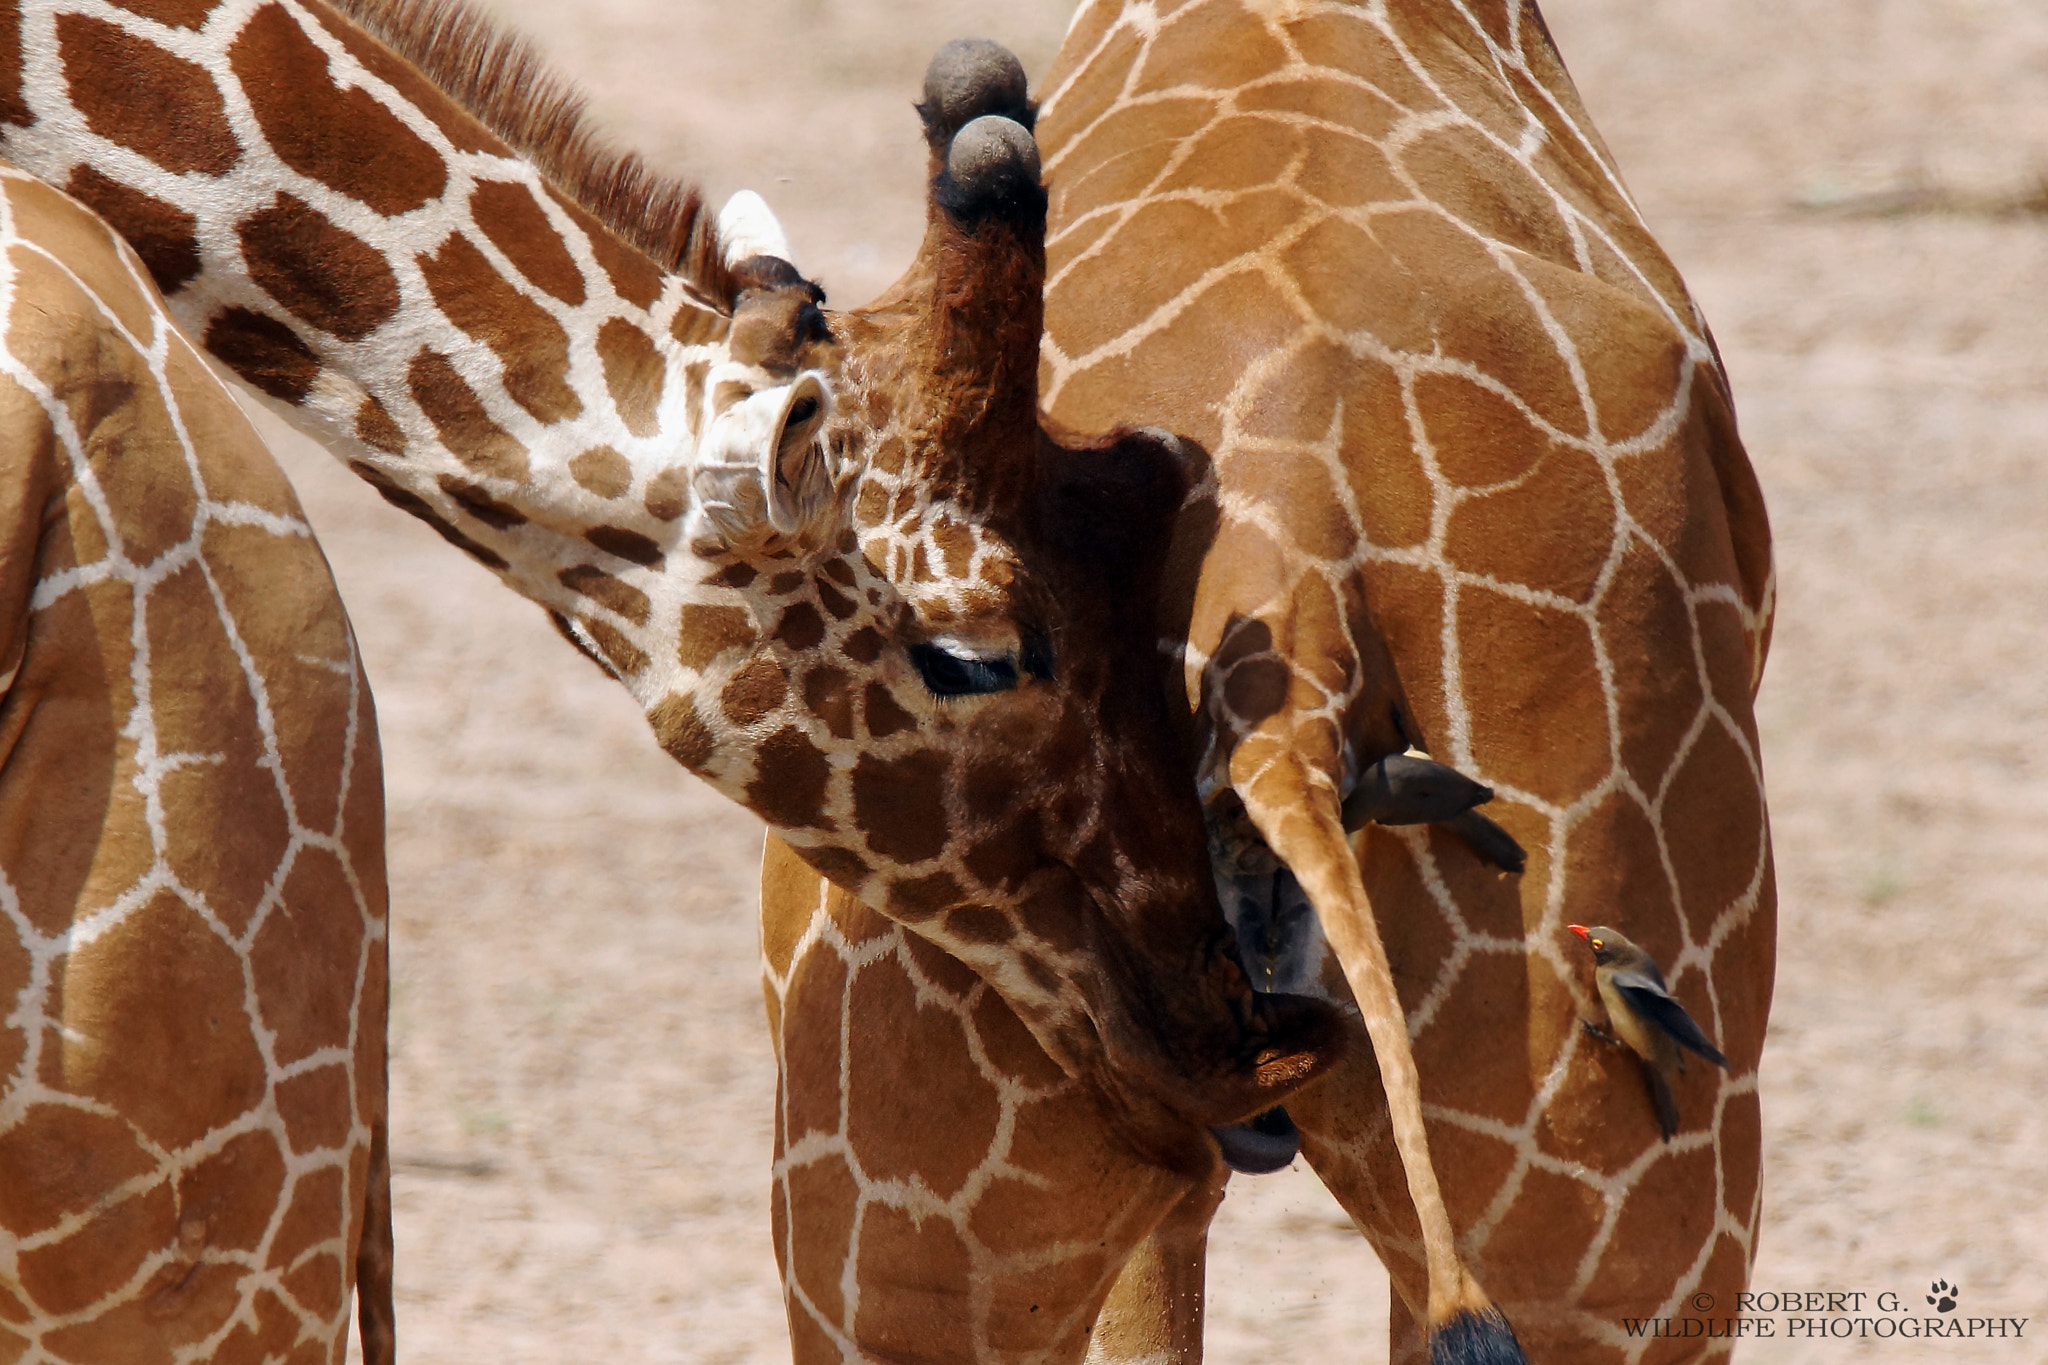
[1241,760,1528,1365]
[355,1111,397,1365]
[1430,1306,1526,1365]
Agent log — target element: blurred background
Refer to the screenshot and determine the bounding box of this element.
[307,0,2048,1358]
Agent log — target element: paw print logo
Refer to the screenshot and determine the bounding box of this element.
[1927,1280,1959,1313]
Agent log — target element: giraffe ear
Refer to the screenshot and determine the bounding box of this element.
[692,369,835,547]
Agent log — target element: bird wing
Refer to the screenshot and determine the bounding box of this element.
[1610,967,1729,1067]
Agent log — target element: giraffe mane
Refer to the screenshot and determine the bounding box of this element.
[328,0,740,310]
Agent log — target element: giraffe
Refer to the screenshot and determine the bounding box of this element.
[760,2,1777,1361]
[0,0,1353,1175]
[0,162,392,1364]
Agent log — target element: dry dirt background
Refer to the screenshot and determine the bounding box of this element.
[281,0,2048,1358]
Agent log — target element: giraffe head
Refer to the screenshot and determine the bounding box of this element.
[618,45,1347,1159]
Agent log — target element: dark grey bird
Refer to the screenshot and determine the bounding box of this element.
[1340,753,1526,873]
[1568,924,1727,1140]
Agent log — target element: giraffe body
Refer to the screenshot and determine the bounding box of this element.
[0,163,389,1365]
[764,2,1776,1360]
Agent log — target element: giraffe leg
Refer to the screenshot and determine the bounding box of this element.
[761,836,1202,1364]
[1086,1167,1227,1365]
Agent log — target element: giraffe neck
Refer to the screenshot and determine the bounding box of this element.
[0,0,829,724]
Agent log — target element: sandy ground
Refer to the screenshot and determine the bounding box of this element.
[283,0,2048,1359]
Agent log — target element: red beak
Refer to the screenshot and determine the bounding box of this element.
[1567,924,1590,941]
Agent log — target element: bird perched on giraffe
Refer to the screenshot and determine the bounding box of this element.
[1570,924,1729,1140]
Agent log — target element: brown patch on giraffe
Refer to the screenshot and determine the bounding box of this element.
[781,946,848,1142]
[1050,194,1302,393]
[1662,720,1766,940]
[769,570,807,595]
[1592,1142,1717,1303]
[901,929,980,1002]
[306,4,504,156]
[1280,213,1429,351]
[1596,544,1708,786]
[1444,444,1615,602]
[963,822,1038,891]
[160,338,295,520]
[436,474,527,530]
[273,1065,354,1155]
[814,578,857,621]
[0,0,31,128]
[1457,588,1610,805]
[1412,949,1539,1123]
[584,524,663,566]
[853,1209,976,1357]
[647,693,715,769]
[1228,447,1358,564]
[801,665,856,740]
[568,444,631,499]
[348,458,510,570]
[642,466,689,521]
[1237,75,1403,140]
[215,1289,302,1363]
[62,165,201,296]
[1283,8,1444,113]
[968,986,1066,1090]
[803,847,872,890]
[581,616,648,675]
[238,193,400,342]
[107,0,211,26]
[1695,597,1760,727]
[676,603,756,670]
[557,564,650,625]
[250,848,365,1065]
[0,1106,155,1238]
[541,186,664,309]
[12,1177,173,1316]
[748,726,831,828]
[670,300,725,347]
[206,307,321,403]
[1132,0,1287,94]
[721,656,789,726]
[59,14,239,175]
[946,905,1013,946]
[862,683,915,739]
[176,1128,288,1253]
[280,1251,346,1321]
[407,347,531,482]
[1412,373,1551,489]
[597,317,664,437]
[469,179,587,304]
[418,232,581,423]
[1157,115,1301,197]
[5,249,197,563]
[774,601,825,651]
[146,575,291,934]
[1055,95,1216,210]
[1343,360,1434,550]
[886,870,963,922]
[264,1166,345,1281]
[852,750,949,864]
[783,1158,859,1324]
[1298,125,1406,210]
[1527,260,1692,443]
[232,3,445,216]
[846,966,1001,1202]
[1404,124,1576,265]
[840,626,884,664]
[200,523,356,831]
[1493,1166,1608,1296]
[708,561,758,591]
[354,395,405,453]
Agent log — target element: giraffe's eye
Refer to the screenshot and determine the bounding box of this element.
[909,642,1019,698]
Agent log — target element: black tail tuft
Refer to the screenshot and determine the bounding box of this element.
[1430,1306,1526,1365]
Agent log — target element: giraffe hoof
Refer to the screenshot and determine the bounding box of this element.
[920,38,1031,138]
[1341,753,1493,830]
[1211,1105,1299,1174]
[1430,1306,1527,1365]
